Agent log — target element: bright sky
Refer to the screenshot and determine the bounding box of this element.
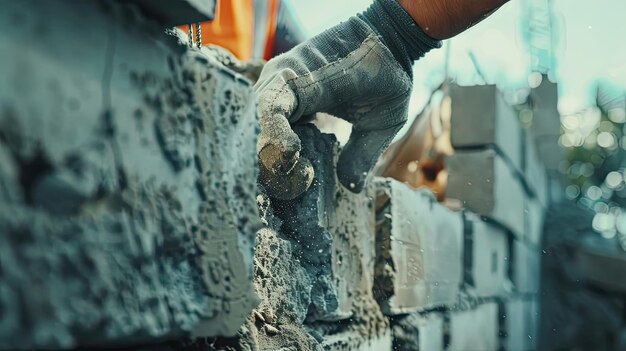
[290,0,626,119]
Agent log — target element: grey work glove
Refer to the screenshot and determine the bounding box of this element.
[255,0,441,199]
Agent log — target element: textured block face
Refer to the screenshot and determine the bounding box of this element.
[417,313,444,351]
[464,213,510,298]
[529,80,562,172]
[512,241,540,294]
[448,303,499,351]
[374,178,463,314]
[251,126,385,350]
[528,298,540,348]
[446,149,526,239]
[273,125,376,322]
[536,140,563,172]
[530,80,560,140]
[253,227,312,325]
[0,0,260,348]
[504,299,539,351]
[392,312,444,351]
[320,327,392,351]
[450,84,523,171]
[525,197,545,246]
[524,131,549,208]
[504,300,527,351]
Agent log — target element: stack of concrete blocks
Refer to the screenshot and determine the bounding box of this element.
[529,78,564,202]
[0,0,261,349]
[244,83,551,349]
[530,79,563,173]
[445,84,548,350]
[370,176,513,350]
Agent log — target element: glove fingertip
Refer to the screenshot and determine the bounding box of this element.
[336,154,367,194]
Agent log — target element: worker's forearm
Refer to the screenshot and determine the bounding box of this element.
[396,0,509,40]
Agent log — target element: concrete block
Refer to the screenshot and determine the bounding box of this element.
[502,299,526,351]
[529,79,563,173]
[535,139,563,172]
[320,326,392,351]
[0,0,260,348]
[512,241,540,294]
[524,197,545,246]
[464,213,510,298]
[253,227,312,325]
[373,178,463,314]
[450,84,523,171]
[523,131,549,207]
[530,80,560,140]
[529,299,540,348]
[446,149,526,239]
[273,125,376,322]
[448,303,499,351]
[502,299,539,351]
[252,198,383,351]
[392,312,444,351]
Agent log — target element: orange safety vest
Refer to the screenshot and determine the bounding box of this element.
[179,0,279,61]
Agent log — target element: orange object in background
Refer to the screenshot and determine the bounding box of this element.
[374,87,454,201]
[178,0,279,61]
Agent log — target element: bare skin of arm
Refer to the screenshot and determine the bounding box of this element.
[396,0,510,40]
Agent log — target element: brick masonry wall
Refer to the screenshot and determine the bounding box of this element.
[442,84,549,350]
[246,86,549,350]
[0,2,552,350]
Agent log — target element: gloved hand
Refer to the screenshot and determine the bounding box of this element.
[255,0,441,199]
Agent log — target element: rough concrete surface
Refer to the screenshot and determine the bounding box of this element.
[524,197,545,246]
[373,178,463,314]
[318,326,392,351]
[0,0,260,348]
[512,240,540,294]
[523,131,549,208]
[272,124,377,322]
[242,124,386,350]
[464,212,510,298]
[447,302,499,351]
[392,312,444,351]
[529,80,562,172]
[449,84,523,172]
[446,149,526,239]
[502,298,539,351]
[271,125,349,321]
[248,229,320,351]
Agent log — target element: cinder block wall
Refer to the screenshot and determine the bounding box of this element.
[0,0,260,349]
[0,1,554,350]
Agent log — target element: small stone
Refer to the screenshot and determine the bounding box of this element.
[264,324,279,335]
[253,310,265,323]
[263,309,277,324]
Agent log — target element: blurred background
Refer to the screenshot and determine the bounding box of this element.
[295,0,626,243]
[292,1,626,349]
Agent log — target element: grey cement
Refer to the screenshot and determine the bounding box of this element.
[0,0,260,348]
